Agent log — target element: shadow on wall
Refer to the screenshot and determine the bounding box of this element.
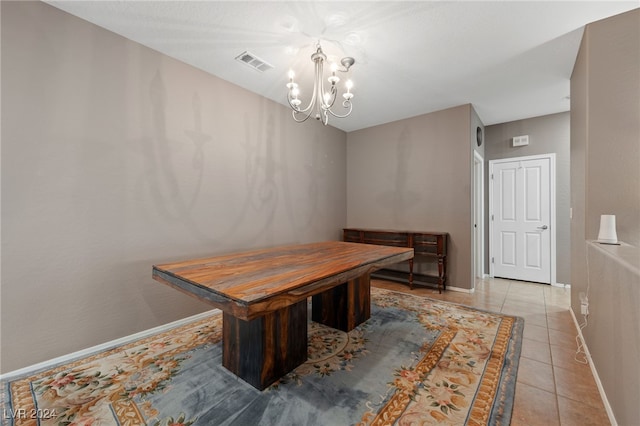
[138,70,332,251]
[375,125,422,227]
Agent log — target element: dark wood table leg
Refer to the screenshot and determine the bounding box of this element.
[409,258,414,290]
[222,299,307,390]
[437,256,445,293]
[311,273,371,332]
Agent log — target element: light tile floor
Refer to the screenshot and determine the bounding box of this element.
[372,277,610,426]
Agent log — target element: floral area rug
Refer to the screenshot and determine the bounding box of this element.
[1,288,523,426]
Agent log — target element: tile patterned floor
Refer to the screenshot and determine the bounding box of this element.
[372,277,611,426]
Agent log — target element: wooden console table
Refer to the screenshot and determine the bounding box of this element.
[343,228,448,293]
[152,241,413,390]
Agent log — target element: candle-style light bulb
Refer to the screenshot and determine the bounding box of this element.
[287,69,298,90]
[328,63,340,85]
[290,85,301,108]
[343,80,354,100]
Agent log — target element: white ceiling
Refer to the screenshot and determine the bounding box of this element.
[45,1,639,132]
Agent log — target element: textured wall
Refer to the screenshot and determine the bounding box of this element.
[571,9,640,425]
[484,112,571,284]
[583,11,640,246]
[346,105,473,290]
[1,2,347,372]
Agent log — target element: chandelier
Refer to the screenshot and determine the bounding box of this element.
[286,42,355,125]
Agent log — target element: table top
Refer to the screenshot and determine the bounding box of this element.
[344,227,449,236]
[152,241,413,320]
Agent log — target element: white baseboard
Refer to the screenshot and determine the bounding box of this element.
[447,285,475,294]
[553,282,571,288]
[0,309,219,382]
[569,308,617,426]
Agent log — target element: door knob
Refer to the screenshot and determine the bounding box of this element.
[537,225,548,230]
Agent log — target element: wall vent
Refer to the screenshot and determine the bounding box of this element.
[512,135,529,147]
[235,51,274,72]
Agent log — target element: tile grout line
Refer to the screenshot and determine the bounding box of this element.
[545,286,564,425]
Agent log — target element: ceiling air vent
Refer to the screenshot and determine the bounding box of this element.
[235,51,274,72]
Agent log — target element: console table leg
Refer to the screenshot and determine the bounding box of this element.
[312,273,371,332]
[222,300,308,390]
[437,256,445,293]
[408,258,414,290]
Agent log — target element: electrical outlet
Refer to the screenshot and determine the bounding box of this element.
[581,303,589,316]
[579,292,589,316]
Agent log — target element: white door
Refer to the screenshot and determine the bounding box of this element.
[490,155,553,284]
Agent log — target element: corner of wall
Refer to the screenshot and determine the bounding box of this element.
[570,8,640,424]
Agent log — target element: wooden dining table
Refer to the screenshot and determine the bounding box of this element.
[152,241,413,390]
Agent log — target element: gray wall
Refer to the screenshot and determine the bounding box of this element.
[571,9,640,424]
[346,104,473,290]
[484,112,571,284]
[1,1,347,372]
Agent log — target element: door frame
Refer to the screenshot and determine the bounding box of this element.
[488,153,557,285]
[473,151,485,280]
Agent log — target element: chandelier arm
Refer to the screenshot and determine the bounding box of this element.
[315,56,325,119]
[322,85,338,110]
[325,100,353,118]
[291,110,313,123]
[318,59,328,109]
[289,70,320,122]
[290,99,314,115]
[288,84,317,114]
[318,59,339,111]
[289,101,314,122]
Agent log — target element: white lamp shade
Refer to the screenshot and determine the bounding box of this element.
[597,214,618,243]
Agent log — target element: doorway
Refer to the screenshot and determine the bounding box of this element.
[489,154,556,284]
[473,151,484,280]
